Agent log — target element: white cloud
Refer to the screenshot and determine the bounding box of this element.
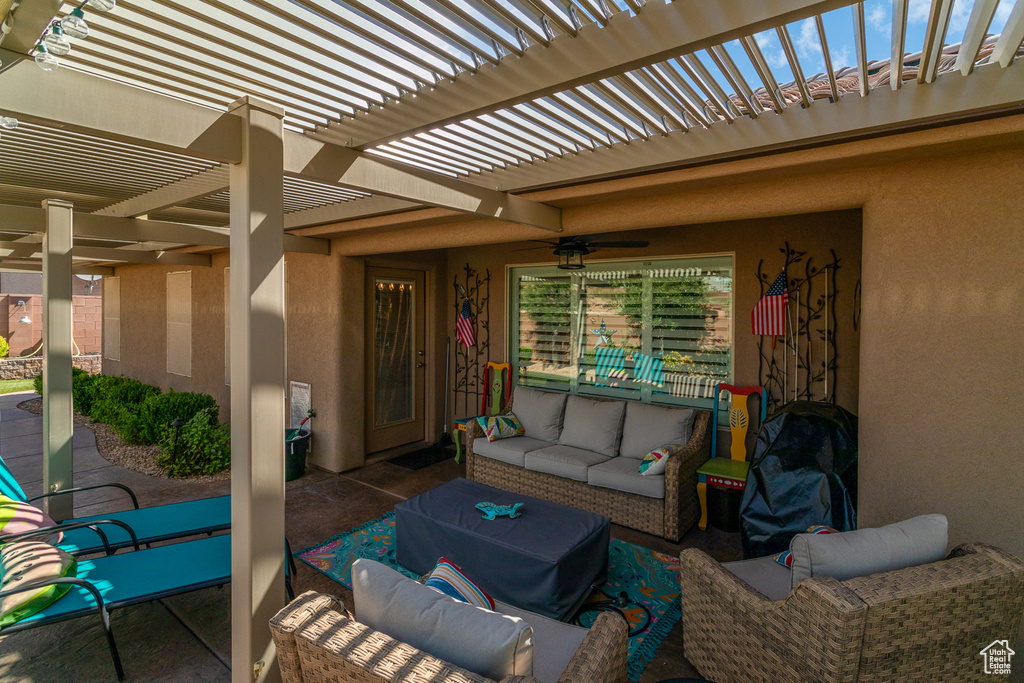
[767,48,789,71]
[795,18,823,60]
[755,31,773,49]
[867,2,889,32]
[908,0,932,24]
[831,45,852,68]
[946,0,972,34]
[995,0,1013,25]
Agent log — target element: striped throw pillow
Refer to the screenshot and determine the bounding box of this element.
[423,557,495,610]
[773,525,837,568]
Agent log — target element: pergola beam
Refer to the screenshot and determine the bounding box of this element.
[319,0,857,149]
[441,63,1024,192]
[0,241,213,266]
[284,135,562,231]
[0,0,60,54]
[0,204,330,254]
[283,196,417,229]
[94,167,231,218]
[0,262,114,275]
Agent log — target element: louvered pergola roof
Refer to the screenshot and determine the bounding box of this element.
[0,0,1022,264]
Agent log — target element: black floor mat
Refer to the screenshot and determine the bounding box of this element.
[388,444,455,470]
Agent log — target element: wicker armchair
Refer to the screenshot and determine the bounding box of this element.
[678,543,1024,682]
[466,390,711,541]
[270,591,628,683]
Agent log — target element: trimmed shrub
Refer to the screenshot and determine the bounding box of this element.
[0,335,8,359]
[90,375,161,444]
[32,373,41,394]
[31,369,95,412]
[157,407,231,477]
[137,390,218,444]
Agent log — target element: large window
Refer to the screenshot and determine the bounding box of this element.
[509,255,733,408]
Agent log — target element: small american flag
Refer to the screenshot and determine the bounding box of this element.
[456,298,475,347]
[752,269,789,336]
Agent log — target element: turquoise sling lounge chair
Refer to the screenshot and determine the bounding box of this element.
[0,454,230,555]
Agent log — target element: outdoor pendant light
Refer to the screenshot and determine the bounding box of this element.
[44,23,72,56]
[60,8,89,40]
[86,0,115,10]
[18,316,31,324]
[34,45,60,71]
[555,245,586,270]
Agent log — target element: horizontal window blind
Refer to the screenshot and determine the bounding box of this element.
[510,255,733,408]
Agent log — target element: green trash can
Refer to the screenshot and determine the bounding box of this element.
[285,428,310,482]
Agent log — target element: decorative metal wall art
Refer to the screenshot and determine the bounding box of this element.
[453,263,491,416]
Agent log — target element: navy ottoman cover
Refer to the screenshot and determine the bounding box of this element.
[396,477,610,620]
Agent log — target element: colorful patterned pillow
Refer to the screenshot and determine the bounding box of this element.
[773,525,838,568]
[637,443,685,476]
[476,414,525,442]
[0,541,77,627]
[423,557,495,610]
[0,495,61,545]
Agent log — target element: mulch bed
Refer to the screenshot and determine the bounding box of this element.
[16,397,229,482]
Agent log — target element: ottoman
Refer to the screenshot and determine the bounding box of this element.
[396,477,610,620]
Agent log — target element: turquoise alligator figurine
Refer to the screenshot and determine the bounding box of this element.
[476,502,524,520]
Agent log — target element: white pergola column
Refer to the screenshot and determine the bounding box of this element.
[228,97,287,683]
[41,199,74,522]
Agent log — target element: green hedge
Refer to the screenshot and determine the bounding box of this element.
[157,407,231,477]
[137,390,218,445]
[90,375,162,444]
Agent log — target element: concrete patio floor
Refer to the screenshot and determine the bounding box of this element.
[0,392,741,682]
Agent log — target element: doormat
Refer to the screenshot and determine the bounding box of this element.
[388,444,454,470]
[295,512,681,681]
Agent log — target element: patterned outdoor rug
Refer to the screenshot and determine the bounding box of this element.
[296,512,681,681]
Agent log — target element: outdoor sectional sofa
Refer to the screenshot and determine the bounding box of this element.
[466,386,711,542]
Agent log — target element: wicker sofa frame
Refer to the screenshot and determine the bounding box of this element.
[678,542,1024,682]
[465,390,711,542]
[271,591,628,683]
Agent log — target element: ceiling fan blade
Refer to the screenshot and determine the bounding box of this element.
[512,245,556,251]
[587,240,650,248]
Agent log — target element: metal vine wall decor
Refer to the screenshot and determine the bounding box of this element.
[453,263,491,416]
[756,242,842,412]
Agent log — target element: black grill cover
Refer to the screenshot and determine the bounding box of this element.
[739,401,858,558]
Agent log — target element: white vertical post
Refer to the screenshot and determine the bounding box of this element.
[41,199,74,522]
[228,96,286,683]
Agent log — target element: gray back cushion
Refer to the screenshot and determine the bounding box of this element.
[512,387,568,442]
[618,402,696,459]
[558,396,626,457]
[352,558,534,680]
[789,514,948,589]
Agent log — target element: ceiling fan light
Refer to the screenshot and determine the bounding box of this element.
[557,248,585,270]
[86,0,115,11]
[60,9,89,40]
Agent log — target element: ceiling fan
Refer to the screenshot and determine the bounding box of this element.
[519,234,650,270]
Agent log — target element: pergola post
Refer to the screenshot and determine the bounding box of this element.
[228,97,287,683]
[41,199,74,522]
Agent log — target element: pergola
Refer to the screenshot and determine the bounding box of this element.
[0,0,1021,680]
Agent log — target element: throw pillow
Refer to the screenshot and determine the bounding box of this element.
[423,557,495,610]
[0,495,62,545]
[509,387,567,442]
[637,443,685,476]
[773,525,836,568]
[558,396,626,457]
[476,415,525,442]
[619,403,696,459]
[0,541,77,627]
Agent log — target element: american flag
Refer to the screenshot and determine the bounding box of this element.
[456,298,475,347]
[751,269,789,336]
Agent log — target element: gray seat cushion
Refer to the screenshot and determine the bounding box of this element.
[558,396,626,457]
[525,445,610,482]
[351,559,534,680]
[618,402,696,459]
[473,436,553,467]
[587,457,665,499]
[789,514,948,589]
[723,555,792,602]
[496,600,587,683]
[513,387,568,442]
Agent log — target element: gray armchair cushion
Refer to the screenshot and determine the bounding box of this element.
[789,514,948,589]
[558,396,626,457]
[351,558,535,680]
[722,555,793,602]
[513,387,568,442]
[496,600,588,683]
[587,457,665,499]
[525,445,610,481]
[618,402,695,460]
[473,436,553,467]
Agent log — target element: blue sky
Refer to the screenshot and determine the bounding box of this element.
[716,0,1017,88]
